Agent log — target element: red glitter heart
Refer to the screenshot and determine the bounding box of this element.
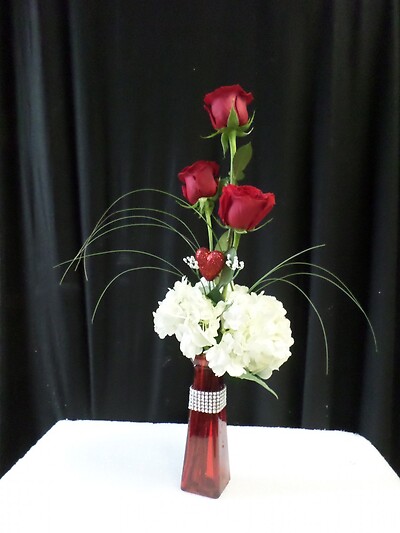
[195,248,225,281]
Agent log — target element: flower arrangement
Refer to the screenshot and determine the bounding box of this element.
[153,85,295,396]
[60,84,375,398]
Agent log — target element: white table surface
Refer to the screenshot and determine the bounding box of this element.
[0,420,399,532]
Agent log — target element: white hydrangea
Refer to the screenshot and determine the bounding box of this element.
[204,332,247,377]
[154,279,294,382]
[153,277,225,359]
[205,284,294,379]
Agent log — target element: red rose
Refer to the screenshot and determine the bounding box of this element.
[178,161,220,205]
[204,85,254,130]
[218,184,275,230]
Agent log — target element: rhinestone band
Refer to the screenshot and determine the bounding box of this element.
[188,386,227,414]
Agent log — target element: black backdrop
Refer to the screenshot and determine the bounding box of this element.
[1,0,399,478]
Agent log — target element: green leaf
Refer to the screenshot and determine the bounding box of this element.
[207,286,224,304]
[221,132,229,156]
[215,247,236,287]
[233,142,253,179]
[216,264,234,288]
[227,107,239,128]
[238,372,278,398]
[215,230,230,252]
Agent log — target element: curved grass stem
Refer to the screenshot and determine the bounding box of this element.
[58,218,197,285]
[260,262,377,352]
[91,265,181,322]
[77,208,199,278]
[249,244,326,293]
[60,188,198,282]
[257,277,329,375]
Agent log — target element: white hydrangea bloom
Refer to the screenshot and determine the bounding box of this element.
[154,278,294,381]
[205,284,294,380]
[153,277,225,359]
[205,333,246,377]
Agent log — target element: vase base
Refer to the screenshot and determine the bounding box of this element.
[181,476,230,499]
[180,413,230,499]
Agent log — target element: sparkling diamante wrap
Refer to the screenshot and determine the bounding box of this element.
[188,385,227,414]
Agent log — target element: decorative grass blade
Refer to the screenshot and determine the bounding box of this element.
[81,217,198,260]
[76,206,200,280]
[70,187,195,277]
[57,249,185,278]
[257,277,329,375]
[249,244,326,292]
[268,264,378,352]
[58,221,192,285]
[93,207,200,250]
[90,188,194,231]
[58,210,198,284]
[91,265,181,322]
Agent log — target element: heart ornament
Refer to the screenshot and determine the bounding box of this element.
[195,248,225,281]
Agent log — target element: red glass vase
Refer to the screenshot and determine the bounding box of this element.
[181,354,230,498]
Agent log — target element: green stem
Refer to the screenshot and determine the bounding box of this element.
[222,282,230,301]
[233,231,241,251]
[229,130,237,184]
[205,206,213,250]
[227,228,234,249]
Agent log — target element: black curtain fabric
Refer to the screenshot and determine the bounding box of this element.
[1,0,399,477]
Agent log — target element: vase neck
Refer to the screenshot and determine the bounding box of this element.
[192,354,224,392]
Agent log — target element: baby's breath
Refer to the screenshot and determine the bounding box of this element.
[183,256,199,270]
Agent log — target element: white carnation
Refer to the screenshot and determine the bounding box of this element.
[153,277,225,359]
[205,284,294,380]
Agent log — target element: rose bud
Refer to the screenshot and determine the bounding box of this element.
[218,184,275,230]
[178,161,220,205]
[204,85,254,130]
